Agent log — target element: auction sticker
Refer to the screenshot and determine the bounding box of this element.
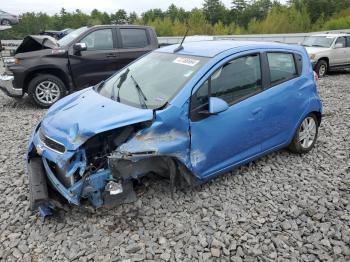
[173,57,200,67]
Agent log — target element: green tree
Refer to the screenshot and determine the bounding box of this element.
[203,0,227,25]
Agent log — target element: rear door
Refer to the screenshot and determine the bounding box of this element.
[69,27,119,89]
[260,51,309,151]
[116,27,154,70]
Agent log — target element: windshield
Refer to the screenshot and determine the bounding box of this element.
[98,52,209,109]
[303,36,335,48]
[57,26,89,47]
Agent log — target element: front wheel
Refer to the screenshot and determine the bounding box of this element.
[28,74,66,108]
[288,114,318,154]
[315,60,328,77]
[1,19,11,26]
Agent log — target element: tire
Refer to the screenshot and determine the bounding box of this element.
[1,19,11,26]
[315,60,328,77]
[28,74,66,108]
[288,113,319,154]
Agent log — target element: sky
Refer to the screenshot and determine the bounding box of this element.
[2,0,239,15]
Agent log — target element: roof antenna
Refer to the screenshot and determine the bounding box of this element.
[173,25,190,53]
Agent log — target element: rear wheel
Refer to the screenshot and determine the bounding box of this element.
[315,60,328,77]
[28,74,66,108]
[288,114,318,154]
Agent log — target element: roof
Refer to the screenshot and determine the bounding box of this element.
[90,24,153,29]
[158,40,302,58]
[312,33,349,37]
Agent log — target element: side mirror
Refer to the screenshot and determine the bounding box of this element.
[209,97,229,114]
[73,42,87,53]
[334,43,344,49]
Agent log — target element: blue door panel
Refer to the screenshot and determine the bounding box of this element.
[260,76,311,151]
[190,95,264,178]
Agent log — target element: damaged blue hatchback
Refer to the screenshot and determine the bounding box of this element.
[27,40,322,216]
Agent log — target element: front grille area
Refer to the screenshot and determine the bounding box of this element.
[39,129,66,154]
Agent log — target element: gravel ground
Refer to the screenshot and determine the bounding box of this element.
[0,71,349,262]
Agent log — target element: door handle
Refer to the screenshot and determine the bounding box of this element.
[251,107,262,115]
[106,53,117,58]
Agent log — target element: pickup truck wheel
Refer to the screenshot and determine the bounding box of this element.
[315,60,327,77]
[288,113,318,154]
[28,74,66,108]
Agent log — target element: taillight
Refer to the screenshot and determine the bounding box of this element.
[313,71,319,84]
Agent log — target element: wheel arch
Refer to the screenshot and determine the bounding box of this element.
[316,57,329,67]
[24,68,70,93]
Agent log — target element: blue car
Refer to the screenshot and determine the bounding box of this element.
[27,40,322,216]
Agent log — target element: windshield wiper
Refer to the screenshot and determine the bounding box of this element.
[112,68,130,101]
[94,80,105,92]
[311,44,325,47]
[130,74,148,109]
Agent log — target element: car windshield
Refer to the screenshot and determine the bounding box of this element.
[57,26,89,47]
[303,36,335,48]
[97,52,209,109]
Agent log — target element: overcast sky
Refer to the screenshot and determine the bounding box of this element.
[2,0,245,15]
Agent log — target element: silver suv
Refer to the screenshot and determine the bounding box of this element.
[0,10,18,26]
[303,33,350,77]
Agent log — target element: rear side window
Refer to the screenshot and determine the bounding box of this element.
[120,29,149,48]
[267,53,297,84]
[346,36,350,47]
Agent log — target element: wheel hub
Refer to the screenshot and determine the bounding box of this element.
[35,81,60,105]
[299,117,317,149]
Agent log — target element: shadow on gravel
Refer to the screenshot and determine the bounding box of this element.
[0,94,40,110]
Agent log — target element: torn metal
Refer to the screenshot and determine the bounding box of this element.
[27,88,198,217]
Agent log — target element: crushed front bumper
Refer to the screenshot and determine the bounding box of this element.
[27,129,137,217]
[0,74,23,97]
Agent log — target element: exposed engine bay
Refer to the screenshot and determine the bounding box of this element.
[27,121,194,217]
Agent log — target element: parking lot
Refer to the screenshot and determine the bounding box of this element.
[0,68,349,261]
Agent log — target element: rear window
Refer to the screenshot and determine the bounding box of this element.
[120,29,149,48]
[267,53,297,84]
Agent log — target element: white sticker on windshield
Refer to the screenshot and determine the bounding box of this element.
[326,36,335,39]
[173,57,200,67]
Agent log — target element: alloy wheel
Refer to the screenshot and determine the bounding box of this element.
[299,116,317,149]
[35,81,61,105]
[1,19,10,26]
[318,64,327,77]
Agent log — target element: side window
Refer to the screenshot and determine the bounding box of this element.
[211,54,262,105]
[267,53,297,84]
[190,54,262,121]
[80,29,113,50]
[335,37,346,48]
[120,29,149,48]
[346,36,350,47]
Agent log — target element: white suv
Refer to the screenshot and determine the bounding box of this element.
[303,33,350,77]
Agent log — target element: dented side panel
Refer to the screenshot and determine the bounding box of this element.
[112,100,197,178]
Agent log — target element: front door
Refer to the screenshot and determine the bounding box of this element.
[190,53,265,179]
[69,28,119,89]
[332,36,347,66]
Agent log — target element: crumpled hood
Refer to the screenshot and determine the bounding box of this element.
[16,35,59,54]
[41,88,154,151]
[304,46,331,55]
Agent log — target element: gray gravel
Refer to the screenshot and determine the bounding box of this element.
[0,71,350,261]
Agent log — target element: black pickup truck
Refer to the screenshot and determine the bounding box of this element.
[0,25,158,107]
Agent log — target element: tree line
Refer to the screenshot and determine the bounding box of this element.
[1,0,350,40]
